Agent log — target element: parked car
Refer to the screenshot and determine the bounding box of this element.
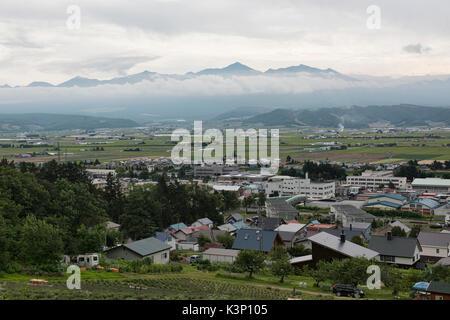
[332,284,365,298]
[190,255,201,264]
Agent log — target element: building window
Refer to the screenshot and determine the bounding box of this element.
[380,255,395,262]
[436,249,440,254]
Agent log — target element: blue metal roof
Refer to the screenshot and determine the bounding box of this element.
[156,232,171,242]
[407,198,441,209]
[412,282,430,291]
[169,222,187,231]
[363,201,401,209]
[369,193,406,202]
[232,229,278,252]
[232,221,249,230]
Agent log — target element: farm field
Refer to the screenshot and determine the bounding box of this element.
[0,266,411,300]
[1,129,450,164]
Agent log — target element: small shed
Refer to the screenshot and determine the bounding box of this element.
[202,248,240,264]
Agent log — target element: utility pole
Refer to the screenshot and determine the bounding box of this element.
[57,142,61,162]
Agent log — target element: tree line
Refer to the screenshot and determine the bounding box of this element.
[0,159,235,273]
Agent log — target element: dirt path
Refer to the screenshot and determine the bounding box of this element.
[249,282,362,300]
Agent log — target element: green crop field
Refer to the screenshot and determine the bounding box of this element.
[1,129,449,164]
[0,266,412,300]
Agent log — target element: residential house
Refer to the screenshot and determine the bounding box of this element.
[251,216,286,231]
[186,229,227,243]
[331,204,376,225]
[167,222,188,232]
[232,221,249,230]
[274,223,307,248]
[232,229,283,253]
[104,237,171,263]
[426,281,450,300]
[368,232,422,267]
[176,241,199,251]
[322,228,366,243]
[389,221,411,234]
[343,222,372,241]
[202,248,240,264]
[308,232,379,267]
[217,223,237,233]
[266,198,298,220]
[417,231,450,263]
[155,232,177,251]
[106,221,120,231]
[435,257,450,267]
[192,217,214,228]
[173,227,195,241]
[225,213,244,225]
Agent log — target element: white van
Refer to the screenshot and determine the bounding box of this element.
[75,253,99,267]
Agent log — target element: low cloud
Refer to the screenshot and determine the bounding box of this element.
[403,43,432,54]
[39,56,160,76]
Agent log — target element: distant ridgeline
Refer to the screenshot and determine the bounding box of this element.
[0,113,138,132]
[241,105,450,128]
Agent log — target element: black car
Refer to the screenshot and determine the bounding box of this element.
[332,284,365,298]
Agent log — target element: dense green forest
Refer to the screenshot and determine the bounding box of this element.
[0,160,229,272]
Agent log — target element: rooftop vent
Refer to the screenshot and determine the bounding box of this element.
[340,230,346,243]
[387,231,392,240]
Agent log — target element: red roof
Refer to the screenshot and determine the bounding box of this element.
[287,219,300,224]
[204,243,224,249]
[306,224,336,231]
[193,225,210,232]
[178,228,194,235]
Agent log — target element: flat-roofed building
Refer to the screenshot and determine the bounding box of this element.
[346,170,407,189]
[265,174,335,200]
[412,178,450,193]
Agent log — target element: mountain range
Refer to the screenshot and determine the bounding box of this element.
[0,62,355,88]
[0,114,138,132]
[241,105,450,128]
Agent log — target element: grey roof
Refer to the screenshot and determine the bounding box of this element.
[390,221,411,233]
[123,237,171,257]
[197,217,213,225]
[266,198,298,219]
[227,213,243,222]
[343,222,371,231]
[290,255,313,264]
[106,221,120,229]
[253,216,286,231]
[232,229,279,252]
[322,229,365,241]
[427,281,450,295]
[435,257,450,266]
[203,248,240,257]
[417,231,450,248]
[217,223,237,232]
[332,204,375,219]
[186,229,226,242]
[368,235,420,258]
[278,231,297,242]
[309,232,379,259]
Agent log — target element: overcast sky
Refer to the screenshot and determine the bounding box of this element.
[1,0,449,86]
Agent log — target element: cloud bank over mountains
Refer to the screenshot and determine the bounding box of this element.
[0,62,450,121]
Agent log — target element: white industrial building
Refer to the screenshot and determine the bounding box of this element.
[265,174,335,200]
[346,170,407,189]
